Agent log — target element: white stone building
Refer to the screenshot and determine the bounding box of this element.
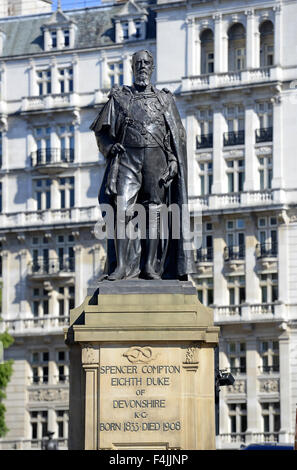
[0,0,296,450]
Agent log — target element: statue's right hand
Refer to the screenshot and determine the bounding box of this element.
[110,143,125,157]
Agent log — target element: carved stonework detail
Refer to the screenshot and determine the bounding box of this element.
[123,346,154,364]
[82,344,99,365]
[183,343,200,371]
[259,379,280,393]
[29,388,69,402]
[227,380,246,394]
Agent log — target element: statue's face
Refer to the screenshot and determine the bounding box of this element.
[132,51,153,87]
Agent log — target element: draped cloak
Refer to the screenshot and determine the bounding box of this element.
[90,84,196,279]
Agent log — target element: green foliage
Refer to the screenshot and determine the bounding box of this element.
[0,317,14,437]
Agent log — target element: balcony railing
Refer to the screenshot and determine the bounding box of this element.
[256,242,278,258]
[250,303,276,315]
[224,245,245,261]
[1,316,70,333]
[255,127,273,143]
[196,133,213,149]
[214,305,242,316]
[223,130,245,146]
[28,257,75,276]
[196,247,213,262]
[31,148,74,167]
[230,366,246,375]
[258,365,279,374]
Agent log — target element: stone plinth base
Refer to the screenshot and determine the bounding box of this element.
[65,280,219,450]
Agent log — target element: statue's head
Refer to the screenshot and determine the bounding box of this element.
[132,50,154,87]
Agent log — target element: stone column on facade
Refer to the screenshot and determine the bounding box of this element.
[212,216,227,306]
[245,335,260,444]
[273,4,282,66]
[48,408,57,437]
[213,14,222,74]
[51,178,60,210]
[1,247,9,319]
[245,10,255,70]
[100,53,108,89]
[244,100,258,192]
[51,56,59,95]
[186,17,196,76]
[73,245,83,305]
[72,53,79,93]
[28,58,37,96]
[218,340,231,441]
[211,103,225,195]
[279,332,291,442]
[0,60,6,103]
[245,215,260,305]
[123,53,132,86]
[128,19,135,38]
[277,212,289,307]
[271,94,283,189]
[19,247,28,315]
[81,343,99,450]
[114,20,121,43]
[185,113,199,204]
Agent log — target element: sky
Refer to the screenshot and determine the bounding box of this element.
[51,0,102,11]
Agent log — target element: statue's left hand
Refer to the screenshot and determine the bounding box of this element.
[160,160,178,187]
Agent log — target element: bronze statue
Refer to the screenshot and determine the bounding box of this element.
[91,50,195,281]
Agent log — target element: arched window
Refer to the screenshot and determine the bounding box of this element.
[260,20,274,67]
[228,23,246,72]
[200,29,214,74]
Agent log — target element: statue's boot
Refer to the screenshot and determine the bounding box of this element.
[107,238,128,281]
[143,237,161,280]
[108,265,127,281]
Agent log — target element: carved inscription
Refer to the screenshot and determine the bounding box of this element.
[99,346,182,436]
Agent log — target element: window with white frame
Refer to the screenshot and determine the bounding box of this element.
[196,108,213,149]
[259,340,279,373]
[226,104,245,133]
[58,125,74,162]
[227,275,246,306]
[227,23,246,72]
[34,126,51,165]
[228,403,247,435]
[258,155,273,189]
[121,21,129,40]
[260,20,274,67]
[56,350,69,384]
[225,218,245,260]
[58,177,74,209]
[226,159,245,192]
[30,351,49,385]
[56,410,69,439]
[261,402,280,437]
[257,216,277,256]
[197,221,213,262]
[63,29,70,47]
[200,29,214,74]
[199,161,213,195]
[58,66,73,93]
[56,234,75,271]
[30,410,48,439]
[257,101,273,130]
[227,342,246,374]
[34,179,51,210]
[108,62,123,87]
[36,68,51,95]
[50,31,57,49]
[259,273,278,304]
[58,286,75,317]
[32,287,49,317]
[197,277,213,306]
[31,235,50,273]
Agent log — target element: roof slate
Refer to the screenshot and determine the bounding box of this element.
[0,2,156,58]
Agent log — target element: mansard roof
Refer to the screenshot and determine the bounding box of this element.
[0,1,156,57]
[114,0,148,19]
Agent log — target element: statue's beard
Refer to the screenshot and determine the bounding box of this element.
[134,72,151,87]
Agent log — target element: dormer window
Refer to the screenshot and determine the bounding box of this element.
[51,31,57,49]
[63,30,70,47]
[114,0,148,43]
[122,22,129,40]
[134,20,141,39]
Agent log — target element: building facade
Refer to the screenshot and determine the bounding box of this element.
[0,0,296,450]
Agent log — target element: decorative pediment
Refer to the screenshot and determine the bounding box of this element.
[43,6,75,28]
[114,0,148,20]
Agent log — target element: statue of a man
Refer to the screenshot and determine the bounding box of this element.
[91,50,195,281]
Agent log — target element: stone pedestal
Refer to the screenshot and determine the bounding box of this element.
[65,280,219,450]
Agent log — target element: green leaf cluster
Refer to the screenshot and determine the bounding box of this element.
[0,315,14,438]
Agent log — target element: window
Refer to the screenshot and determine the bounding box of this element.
[56,410,69,439]
[228,342,246,374]
[58,177,75,209]
[0,182,2,212]
[134,20,142,38]
[259,156,273,189]
[257,216,277,257]
[34,179,51,210]
[34,127,51,165]
[30,410,48,439]
[56,234,75,272]
[225,219,245,260]
[227,276,246,307]
[108,62,123,87]
[228,23,246,72]
[224,104,245,146]
[226,159,245,192]
[196,108,213,149]
[31,235,50,274]
[56,350,69,383]
[260,340,279,373]
[200,29,214,74]
[32,287,49,317]
[260,21,274,67]
[199,161,213,195]
[36,68,51,96]
[260,273,278,304]
[197,222,213,261]
[122,22,129,40]
[256,101,273,143]
[197,278,213,306]
[235,47,246,71]
[51,31,57,49]
[58,67,73,93]
[58,286,75,317]
[58,125,74,162]
[0,132,2,168]
[63,30,70,47]
[261,402,280,439]
[228,403,247,436]
[30,351,49,385]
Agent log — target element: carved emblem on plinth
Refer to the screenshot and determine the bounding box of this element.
[123,346,154,363]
